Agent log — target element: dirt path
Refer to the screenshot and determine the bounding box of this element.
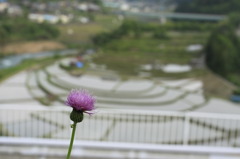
[201,71,236,98]
[1,41,66,54]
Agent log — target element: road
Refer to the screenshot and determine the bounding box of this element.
[0,49,78,69]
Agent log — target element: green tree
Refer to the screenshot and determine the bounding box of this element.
[175,0,240,14]
[0,17,59,41]
[0,27,8,52]
[205,24,240,75]
[152,28,168,39]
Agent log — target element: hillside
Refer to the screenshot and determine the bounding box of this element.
[175,0,240,14]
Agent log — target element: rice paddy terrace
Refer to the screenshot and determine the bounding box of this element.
[1,57,240,147]
[0,57,239,114]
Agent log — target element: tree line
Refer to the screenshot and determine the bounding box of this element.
[205,14,240,87]
[0,15,59,46]
[175,0,240,14]
[92,19,215,45]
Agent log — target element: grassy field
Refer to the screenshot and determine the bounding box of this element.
[0,14,119,55]
[93,30,210,77]
[57,23,104,43]
[1,41,65,55]
[201,70,236,98]
[0,56,64,83]
[0,14,235,98]
[57,14,120,45]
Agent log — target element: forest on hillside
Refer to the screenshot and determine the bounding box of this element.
[175,0,240,14]
[205,14,240,88]
[0,16,59,45]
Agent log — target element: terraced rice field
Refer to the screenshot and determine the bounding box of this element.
[1,57,240,147]
[0,57,240,113]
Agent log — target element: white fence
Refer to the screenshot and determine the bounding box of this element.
[0,105,240,148]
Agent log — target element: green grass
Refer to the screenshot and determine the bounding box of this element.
[0,123,3,136]
[93,31,209,77]
[57,14,120,45]
[227,74,240,87]
[58,62,89,76]
[57,24,105,43]
[0,56,65,83]
[94,14,121,29]
[0,123,10,136]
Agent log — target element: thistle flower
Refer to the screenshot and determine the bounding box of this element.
[66,89,96,114]
[65,89,96,159]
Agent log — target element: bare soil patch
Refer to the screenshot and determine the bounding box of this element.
[1,41,66,54]
[201,71,236,98]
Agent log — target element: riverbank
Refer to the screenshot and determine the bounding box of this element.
[0,50,78,83]
[0,41,65,55]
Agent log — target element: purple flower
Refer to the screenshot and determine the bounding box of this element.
[65,89,96,114]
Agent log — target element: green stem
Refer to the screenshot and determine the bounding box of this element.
[66,122,77,159]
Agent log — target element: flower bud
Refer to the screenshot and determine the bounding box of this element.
[70,109,84,123]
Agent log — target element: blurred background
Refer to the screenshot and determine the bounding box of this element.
[0,0,240,159]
